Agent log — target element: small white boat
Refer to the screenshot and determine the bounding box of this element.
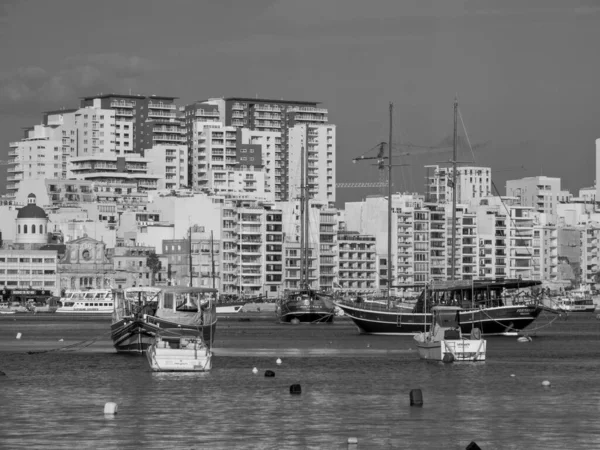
[146,336,212,372]
[216,302,246,314]
[414,306,486,362]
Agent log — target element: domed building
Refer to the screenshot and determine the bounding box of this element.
[15,194,49,245]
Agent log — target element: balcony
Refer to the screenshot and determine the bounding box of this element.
[110,100,135,108]
[149,102,176,110]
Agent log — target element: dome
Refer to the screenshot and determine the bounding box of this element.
[17,204,47,219]
[17,193,47,219]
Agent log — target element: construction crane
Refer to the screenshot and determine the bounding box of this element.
[352,137,489,194]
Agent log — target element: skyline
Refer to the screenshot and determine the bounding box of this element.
[2,0,600,205]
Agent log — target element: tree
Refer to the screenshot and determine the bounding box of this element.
[146,251,162,287]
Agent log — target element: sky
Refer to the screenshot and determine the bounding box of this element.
[1,0,600,206]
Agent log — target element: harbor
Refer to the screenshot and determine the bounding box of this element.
[1,313,600,449]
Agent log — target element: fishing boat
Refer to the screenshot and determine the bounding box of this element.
[111,286,217,354]
[144,286,216,371]
[276,126,335,324]
[335,100,545,336]
[57,289,113,314]
[414,305,486,362]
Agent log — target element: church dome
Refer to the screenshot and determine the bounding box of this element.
[17,194,47,219]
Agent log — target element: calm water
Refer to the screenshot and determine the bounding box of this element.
[1,313,600,449]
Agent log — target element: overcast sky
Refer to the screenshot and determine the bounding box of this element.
[1,0,600,205]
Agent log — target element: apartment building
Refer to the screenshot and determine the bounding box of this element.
[113,245,168,289]
[0,249,59,294]
[426,165,491,205]
[535,225,558,283]
[337,232,377,292]
[288,123,336,204]
[506,176,564,218]
[580,223,600,287]
[145,144,189,190]
[80,94,181,155]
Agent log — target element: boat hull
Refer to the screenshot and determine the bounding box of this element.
[334,302,543,335]
[277,290,335,323]
[146,339,212,372]
[111,316,218,353]
[416,339,487,361]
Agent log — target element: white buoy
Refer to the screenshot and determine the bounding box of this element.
[59,338,64,342]
[276,358,282,365]
[348,437,358,444]
[16,333,21,340]
[542,380,551,387]
[510,374,516,377]
[517,336,532,343]
[104,402,118,415]
[252,367,258,374]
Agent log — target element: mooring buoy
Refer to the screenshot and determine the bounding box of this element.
[290,384,302,395]
[104,402,118,415]
[410,389,423,406]
[265,370,275,377]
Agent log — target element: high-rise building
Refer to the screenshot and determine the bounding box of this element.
[189,97,333,202]
[506,176,564,218]
[426,165,491,205]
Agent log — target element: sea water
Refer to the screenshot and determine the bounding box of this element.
[1,314,599,449]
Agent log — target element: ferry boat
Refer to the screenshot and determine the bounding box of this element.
[56,289,114,314]
[111,286,217,354]
[553,296,596,312]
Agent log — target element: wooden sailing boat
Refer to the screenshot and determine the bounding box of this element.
[276,126,335,323]
[335,100,544,335]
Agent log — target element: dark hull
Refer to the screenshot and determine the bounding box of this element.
[111,316,217,353]
[278,291,335,323]
[335,302,543,335]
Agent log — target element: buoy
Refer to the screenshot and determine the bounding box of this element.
[252,367,258,374]
[0,370,6,376]
[290,384,302,395]
[265,370,275,377]
[291,318,300,324]
[517,335,532,343]
[470,327,482,340]
[104,402,118,415]
[16,333,21,340]
[542,380,551,387]
[347,437,358,444]
[59,339,64,342]
[410,389,423,406]
[442,353,454,364]
[367,344,371,348]
[510,374,516,377]
[276,358,282,365]
[466,441,482,450]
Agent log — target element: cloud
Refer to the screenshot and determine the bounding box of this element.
[0,53,154,114]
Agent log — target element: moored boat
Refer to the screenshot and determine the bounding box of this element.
[111,286,217,354]
[335,279,545,335]
[277,289,335,323]
[57,289,113,314]
[414,305,486,362]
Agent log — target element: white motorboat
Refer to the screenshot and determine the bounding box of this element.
[146,336,212,372]
[414,306,486,362]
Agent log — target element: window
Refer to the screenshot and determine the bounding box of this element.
[32,224,36,233]
[23,225,28,234]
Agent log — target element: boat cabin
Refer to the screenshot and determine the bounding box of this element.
[412,279,542,313]
[429,306,462,341]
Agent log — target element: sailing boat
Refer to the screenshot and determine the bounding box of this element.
[276,126,335,323]
[335,100,545,335]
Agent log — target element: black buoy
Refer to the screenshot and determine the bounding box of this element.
[265,370,275,377]
[290,384,302,395]
[442,353,454,364]
[410,389,423,406]
[466,442,481,450]
[0,370,5,376]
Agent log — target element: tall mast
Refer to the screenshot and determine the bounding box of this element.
[210,230,216,289]
[387,102,393,305]
[189,226,193,287]
[450,97,458,281]
[299,128,306,288]
[304,125,310,288]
